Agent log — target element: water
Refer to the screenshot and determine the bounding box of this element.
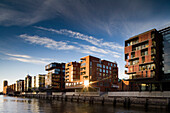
[0,95,167,113]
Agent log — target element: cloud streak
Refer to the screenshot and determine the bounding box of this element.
[8,57,48,64]
[1,52,55,65]
[5,53,31,58]
[35,26,124,51]
[19,34,121,58]
[19,34,79,50]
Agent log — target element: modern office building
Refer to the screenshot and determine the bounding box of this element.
[66,55,118,92]
[65,62,81,89]
[33,74,46,91]
[45,62,65,91]
[159,26,170,90]
[24,75,32,92]
[16,80,24,92]
[125,27,170,91]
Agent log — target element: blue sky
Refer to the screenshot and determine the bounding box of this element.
[0,0,170,91]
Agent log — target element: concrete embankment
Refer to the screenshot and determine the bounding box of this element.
[15,91,170,111]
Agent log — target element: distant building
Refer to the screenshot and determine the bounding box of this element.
[32,74,46,91]
[45,63,65,91]
[24,75,32,92]
[3,80,9,94]
[9,83,16,92]
[16,80,24,92]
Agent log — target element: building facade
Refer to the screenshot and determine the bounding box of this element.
[159,26,170,91]
[65,62,81,89]
[24,75,32,92]
[66,55,118,92]
[124,28,170,91]
[33,74,46,91]
[16,80,24,92]
[45,63,65,91]
[3,80,8,94]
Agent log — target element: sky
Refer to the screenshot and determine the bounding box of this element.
[0,0,170,91]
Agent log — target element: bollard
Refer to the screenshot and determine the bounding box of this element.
[61,96,63,101]
[89,97,92,104]
[102,97,105,105]
[123,98,127,108]
[144,98,148,112]
[65,96,67,101]
[71,96,73,102]
[166,98,170,112]
[57,95,59,101]
[127,97,130,109]
[77,96,79,103]
[113,97,116,107]
[91,97,94,104]
[84,97,86,103]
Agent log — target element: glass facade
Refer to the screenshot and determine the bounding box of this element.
[163,33,170,74]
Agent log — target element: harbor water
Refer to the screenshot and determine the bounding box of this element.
[0,95,167,113]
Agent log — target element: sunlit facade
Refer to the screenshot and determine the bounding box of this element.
[32,74,46,91]
[24,75,32,92]
[65,55,118,92]
[124,27,170,91]
[16,80,24,92]
[65,61,81,89]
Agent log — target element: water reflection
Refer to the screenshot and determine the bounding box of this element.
[0,95,167,113]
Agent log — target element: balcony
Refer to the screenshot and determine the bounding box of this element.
[45,63,61,71]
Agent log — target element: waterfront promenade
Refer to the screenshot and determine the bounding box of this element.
[13,91,170,111]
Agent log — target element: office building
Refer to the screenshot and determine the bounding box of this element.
[33,74,46,91]
[124,27,170,91]
[159,26,170,90]
[65,62,81,89]
[16,80,24,92]
[45,62,65,91]
[66,55,118,92]
[24,75,32,92]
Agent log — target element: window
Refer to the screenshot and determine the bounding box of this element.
[111,63,113,66]
[103,69,105,73]
[100,69,102,72]
[106,66,108,69]
[81,63,86,66]
[103,65,105,68]
[90,61,92,66]
[106,70,108,73]
[109,67,111,70]
[97,63,101,67]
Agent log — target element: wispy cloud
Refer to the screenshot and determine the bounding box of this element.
[35,26,124,51]
[1,52,54,65]
[19,34,79,50]
[8,57,48,64]
[19,34,121,58]
[5,53,31,58]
